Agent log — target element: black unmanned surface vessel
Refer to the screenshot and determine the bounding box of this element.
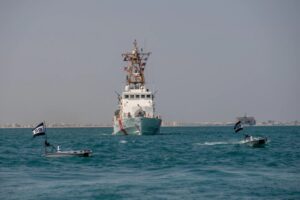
[234,121,268,147]
[32,122,92,157]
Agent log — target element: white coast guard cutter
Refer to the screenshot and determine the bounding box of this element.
[113,40,162,135]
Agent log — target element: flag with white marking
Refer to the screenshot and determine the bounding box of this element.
[32,122,46,137]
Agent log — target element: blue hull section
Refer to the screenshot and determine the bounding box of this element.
[113,117,161,135]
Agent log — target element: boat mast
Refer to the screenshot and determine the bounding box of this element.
[122,40,151,89]
[44,121,47,155]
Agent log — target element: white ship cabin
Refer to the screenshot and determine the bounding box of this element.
[121,85,155,118]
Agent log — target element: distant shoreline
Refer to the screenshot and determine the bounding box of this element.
[0,126,112,129]
[1,124,299,129]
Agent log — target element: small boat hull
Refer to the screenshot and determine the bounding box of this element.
[45,150,92,157]
[244,137,267,147]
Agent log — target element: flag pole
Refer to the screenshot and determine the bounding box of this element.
[44,121,47,155]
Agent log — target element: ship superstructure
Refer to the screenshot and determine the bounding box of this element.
[113,40,161,135]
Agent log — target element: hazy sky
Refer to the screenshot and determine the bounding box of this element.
[0,0,299,124]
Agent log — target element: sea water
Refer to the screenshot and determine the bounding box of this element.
[0,126,299,199]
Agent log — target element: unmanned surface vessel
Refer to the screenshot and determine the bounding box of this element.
[242,135,268,147]
[234,121,268,147]
[32,122,92,157]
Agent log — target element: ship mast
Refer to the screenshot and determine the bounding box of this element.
[122,40,151,89]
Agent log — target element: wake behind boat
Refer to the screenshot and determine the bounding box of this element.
[32,122,92,157]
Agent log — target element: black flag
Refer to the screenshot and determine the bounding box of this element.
[234,121,243,133]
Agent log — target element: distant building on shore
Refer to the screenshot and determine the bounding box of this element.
[236,114,256,125]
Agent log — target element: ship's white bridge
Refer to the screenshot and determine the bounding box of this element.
[120,86,155,119]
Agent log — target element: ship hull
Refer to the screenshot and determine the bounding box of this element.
[113,117,162,135]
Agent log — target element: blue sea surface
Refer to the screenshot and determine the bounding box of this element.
[0,126,299,199]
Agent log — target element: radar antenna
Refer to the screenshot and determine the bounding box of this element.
[122,40,151,88]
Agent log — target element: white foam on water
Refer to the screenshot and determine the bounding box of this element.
[100,133,111,136]
[204,141,228,145]
[195,140,242,146]
[238,140,248,144]
[119,140,127,144]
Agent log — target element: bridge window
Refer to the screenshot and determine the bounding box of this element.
[136,95,140,99]
[146,95,151,99]
[124,95,129,99]
[130,95,134,99]
[141,94,145,98]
